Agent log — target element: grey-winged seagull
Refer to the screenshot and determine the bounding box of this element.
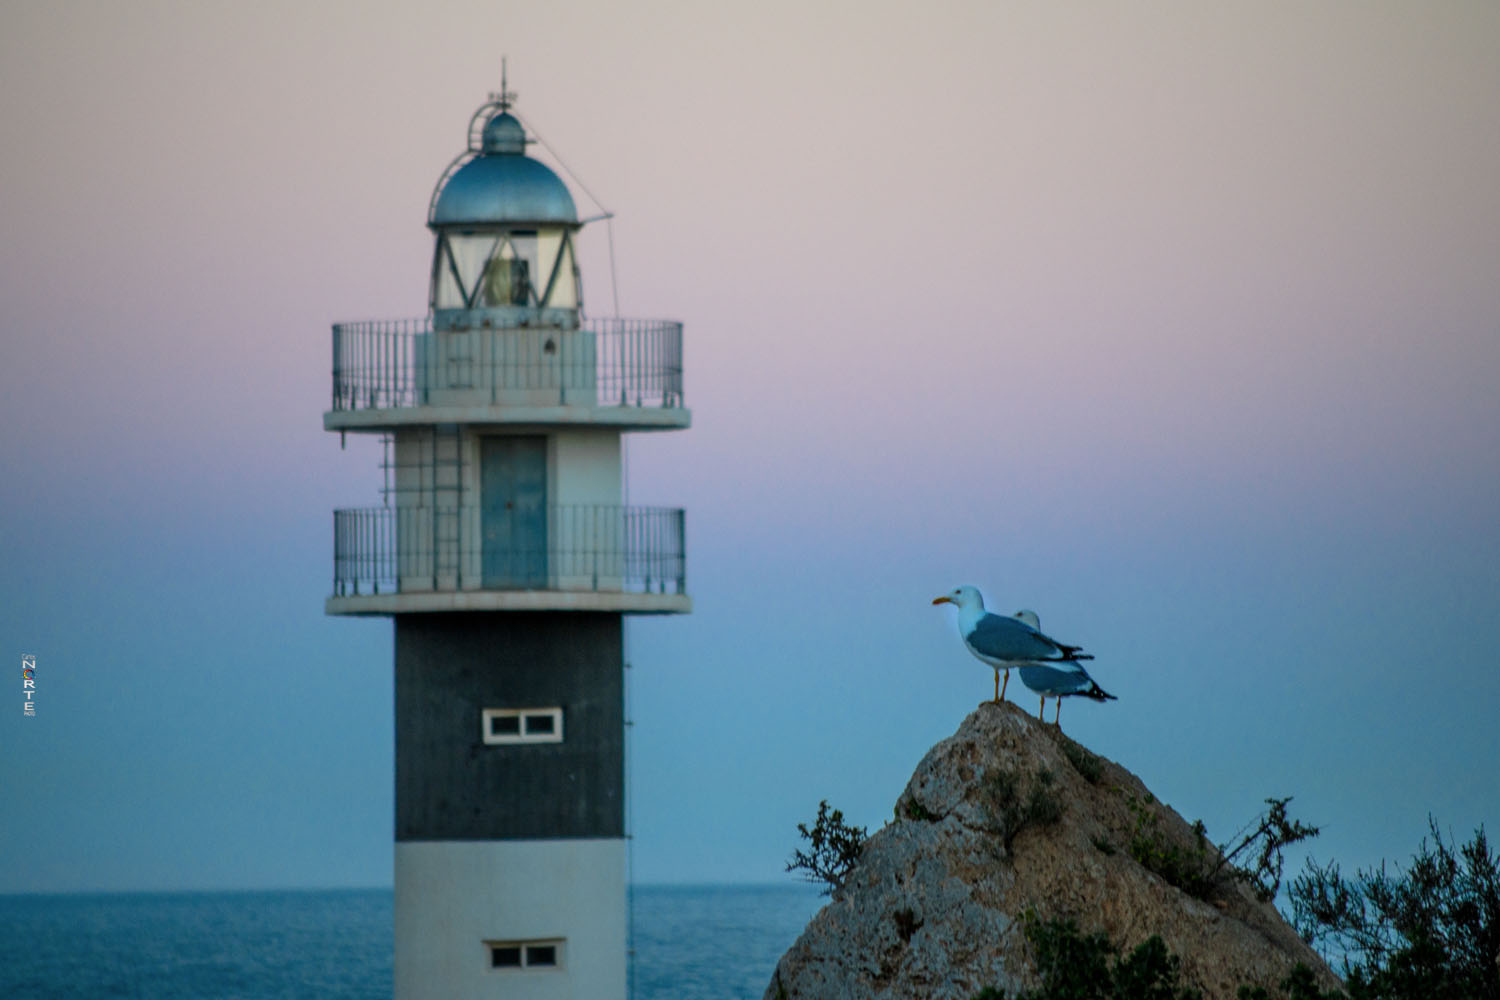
[1010,609,1115,726]
[932,586,1092,703]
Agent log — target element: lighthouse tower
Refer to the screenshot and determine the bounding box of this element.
[323,84,689,998]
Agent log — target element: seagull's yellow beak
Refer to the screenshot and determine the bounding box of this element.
[932,595,953,606]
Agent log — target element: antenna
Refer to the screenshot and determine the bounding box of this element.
[489,56,517,111]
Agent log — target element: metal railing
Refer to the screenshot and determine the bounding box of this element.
[332,504,685,598]
[330,317,684,412]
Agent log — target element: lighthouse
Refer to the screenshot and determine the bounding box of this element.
[323,83,689,998]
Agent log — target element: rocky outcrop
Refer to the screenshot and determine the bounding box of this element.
[765,702,1339,999]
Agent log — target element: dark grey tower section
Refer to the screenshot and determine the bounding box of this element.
[395,612,624,841]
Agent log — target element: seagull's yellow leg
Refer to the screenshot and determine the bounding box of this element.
[991,670,1000,704]
[1000,669,1009,702]
[1054,699,1062,727]
[1038,695,1045,720]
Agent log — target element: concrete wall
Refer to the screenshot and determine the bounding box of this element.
[395,839,626,1000]
[394,612,624,840]
[549,428,621,507]
[419,326,599,410]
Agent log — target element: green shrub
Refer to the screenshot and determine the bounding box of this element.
[1128,795,1213,897]
[1289,820,1498,1000]
[990,767,1063,852]
[1237,964,1346,1000]
[786,799,868,895]
[898,798,937,822]
[970,914,1203,1000]
[1127,795,1318,903]
[1060,741,1105,784]
[974,917,1340,1000]
[1224,797,1321,902]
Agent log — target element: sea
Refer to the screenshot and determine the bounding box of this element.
[0,884,825,999]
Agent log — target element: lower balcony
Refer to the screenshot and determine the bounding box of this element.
[327,504,688,616]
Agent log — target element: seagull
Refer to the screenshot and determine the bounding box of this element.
[931,586,1093,703]
[1009,610,1115,725]
[1014,660,1116,726]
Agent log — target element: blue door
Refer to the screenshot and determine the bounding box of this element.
[481,436,548,589]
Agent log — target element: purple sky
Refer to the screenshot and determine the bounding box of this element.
[2,0,1497,893]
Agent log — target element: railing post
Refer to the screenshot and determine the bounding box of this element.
[618,321,629,406]
[589,505,599,591]
[383,326,392,410]
[365,509,375,595]
[331,325,341,411]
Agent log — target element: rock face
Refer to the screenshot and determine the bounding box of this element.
[765,702,1339,999]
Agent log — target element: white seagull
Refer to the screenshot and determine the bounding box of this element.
[932,586,1093,703]
[1011,609,1116,727]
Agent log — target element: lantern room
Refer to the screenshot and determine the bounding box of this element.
[428,105,582,331]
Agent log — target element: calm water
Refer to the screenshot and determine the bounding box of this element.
[0,884,824,999]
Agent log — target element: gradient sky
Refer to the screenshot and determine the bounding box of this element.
[2,0,1497,894]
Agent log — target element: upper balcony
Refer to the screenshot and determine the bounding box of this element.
[324,316,689,432]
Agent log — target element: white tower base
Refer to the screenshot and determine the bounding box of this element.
[395,839,627,999]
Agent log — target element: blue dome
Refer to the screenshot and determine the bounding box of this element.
[431,112,577,226]
[481,112,526,154]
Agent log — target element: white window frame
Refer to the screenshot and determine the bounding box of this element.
[484,938,565,971]
[481,707,564,745]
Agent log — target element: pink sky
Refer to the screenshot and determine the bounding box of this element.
[2,0,1497,892]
